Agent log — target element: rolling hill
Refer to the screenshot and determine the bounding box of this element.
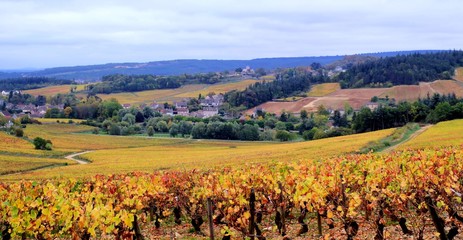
[0,50,443,81]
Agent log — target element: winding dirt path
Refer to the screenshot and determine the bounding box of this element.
[64,151,93,164]
[382,125,432,153]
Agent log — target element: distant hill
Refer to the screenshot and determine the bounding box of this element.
[0,50,445,81]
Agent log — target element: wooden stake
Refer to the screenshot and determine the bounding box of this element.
[207,198,214,240]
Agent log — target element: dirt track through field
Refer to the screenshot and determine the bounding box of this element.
[381,125,432,153]
[64,151,93,164]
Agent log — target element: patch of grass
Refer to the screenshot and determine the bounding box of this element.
[0,155,75,175]
[359,123,420,153]
[1,128,395,180]
[24,84,88,96]
[454,67,463,82]
[93,79,264,105]
[307,83,340,97]
[400,119,463,149]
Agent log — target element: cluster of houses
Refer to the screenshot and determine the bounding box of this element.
[0,94,226,125]
[124,94,225,118]
[0,101,65,126]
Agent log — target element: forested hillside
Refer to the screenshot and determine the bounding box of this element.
[225,68,328,109]
[336,50,463,88]
[86,73,225,94]
[0,77,75,90]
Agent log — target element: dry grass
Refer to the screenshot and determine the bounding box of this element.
[0,131,45,156]
[23,124,176,153]
[94,80,262,105]
[96,84,208,105]
[307,83,340,97]
[175,79,263,98]
[399,119,463,149]
[24,84,88,96]
[1,128,395,180]
[36,118,85,124]
[0,155,75,175]
[454,67,463,82]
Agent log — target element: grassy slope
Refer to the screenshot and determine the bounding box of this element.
[307,83,340,97]
[399,119,463,149]
[454,67,463,82]
[0,124,394,180]
[81,79,263,105]
[24,84,88,96]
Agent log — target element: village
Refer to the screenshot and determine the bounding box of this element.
[0,90,226,126]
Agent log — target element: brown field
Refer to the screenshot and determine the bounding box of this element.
[454,67,463,82]
[430,80,463,96]
[247,80,463,115]
[24,84,88,96]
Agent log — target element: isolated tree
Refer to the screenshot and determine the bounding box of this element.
[33,137,52,150]
[147,126,155,136]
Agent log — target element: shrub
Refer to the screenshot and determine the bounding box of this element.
[14,128,24,137]
[33,137,52,150]
[147,126,155,136]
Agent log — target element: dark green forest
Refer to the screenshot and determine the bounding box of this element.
[335,50,463,88]
[85,73,225,94]
[0,77,74,90]
[224,68,329,109]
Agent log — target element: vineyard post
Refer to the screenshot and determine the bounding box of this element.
[425,196,448,240]
[249,188,256,240]
[317,212,322,236]
[278,182,286,236]
[363,171,370,221]
[207,197,214,240]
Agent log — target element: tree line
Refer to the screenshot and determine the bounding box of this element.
[352,93,463,132]
[335,50,463,88]
[86,72,225,94]
[0,77,75,91]
[224,67,329,109]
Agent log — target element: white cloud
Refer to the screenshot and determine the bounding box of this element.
[0,0,462,68]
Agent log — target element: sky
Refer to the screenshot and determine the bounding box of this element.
[0,0,462,69]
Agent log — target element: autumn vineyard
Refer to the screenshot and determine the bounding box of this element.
[1,146,463,239]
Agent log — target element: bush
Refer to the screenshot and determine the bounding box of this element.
[92,128,99,134]
[275,130,291,142]
[109,123,121,135]
[14,128,24,137]
[33,137,52,150]
[147,126,155,136]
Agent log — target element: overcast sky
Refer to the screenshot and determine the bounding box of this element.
[0,0,462,69]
